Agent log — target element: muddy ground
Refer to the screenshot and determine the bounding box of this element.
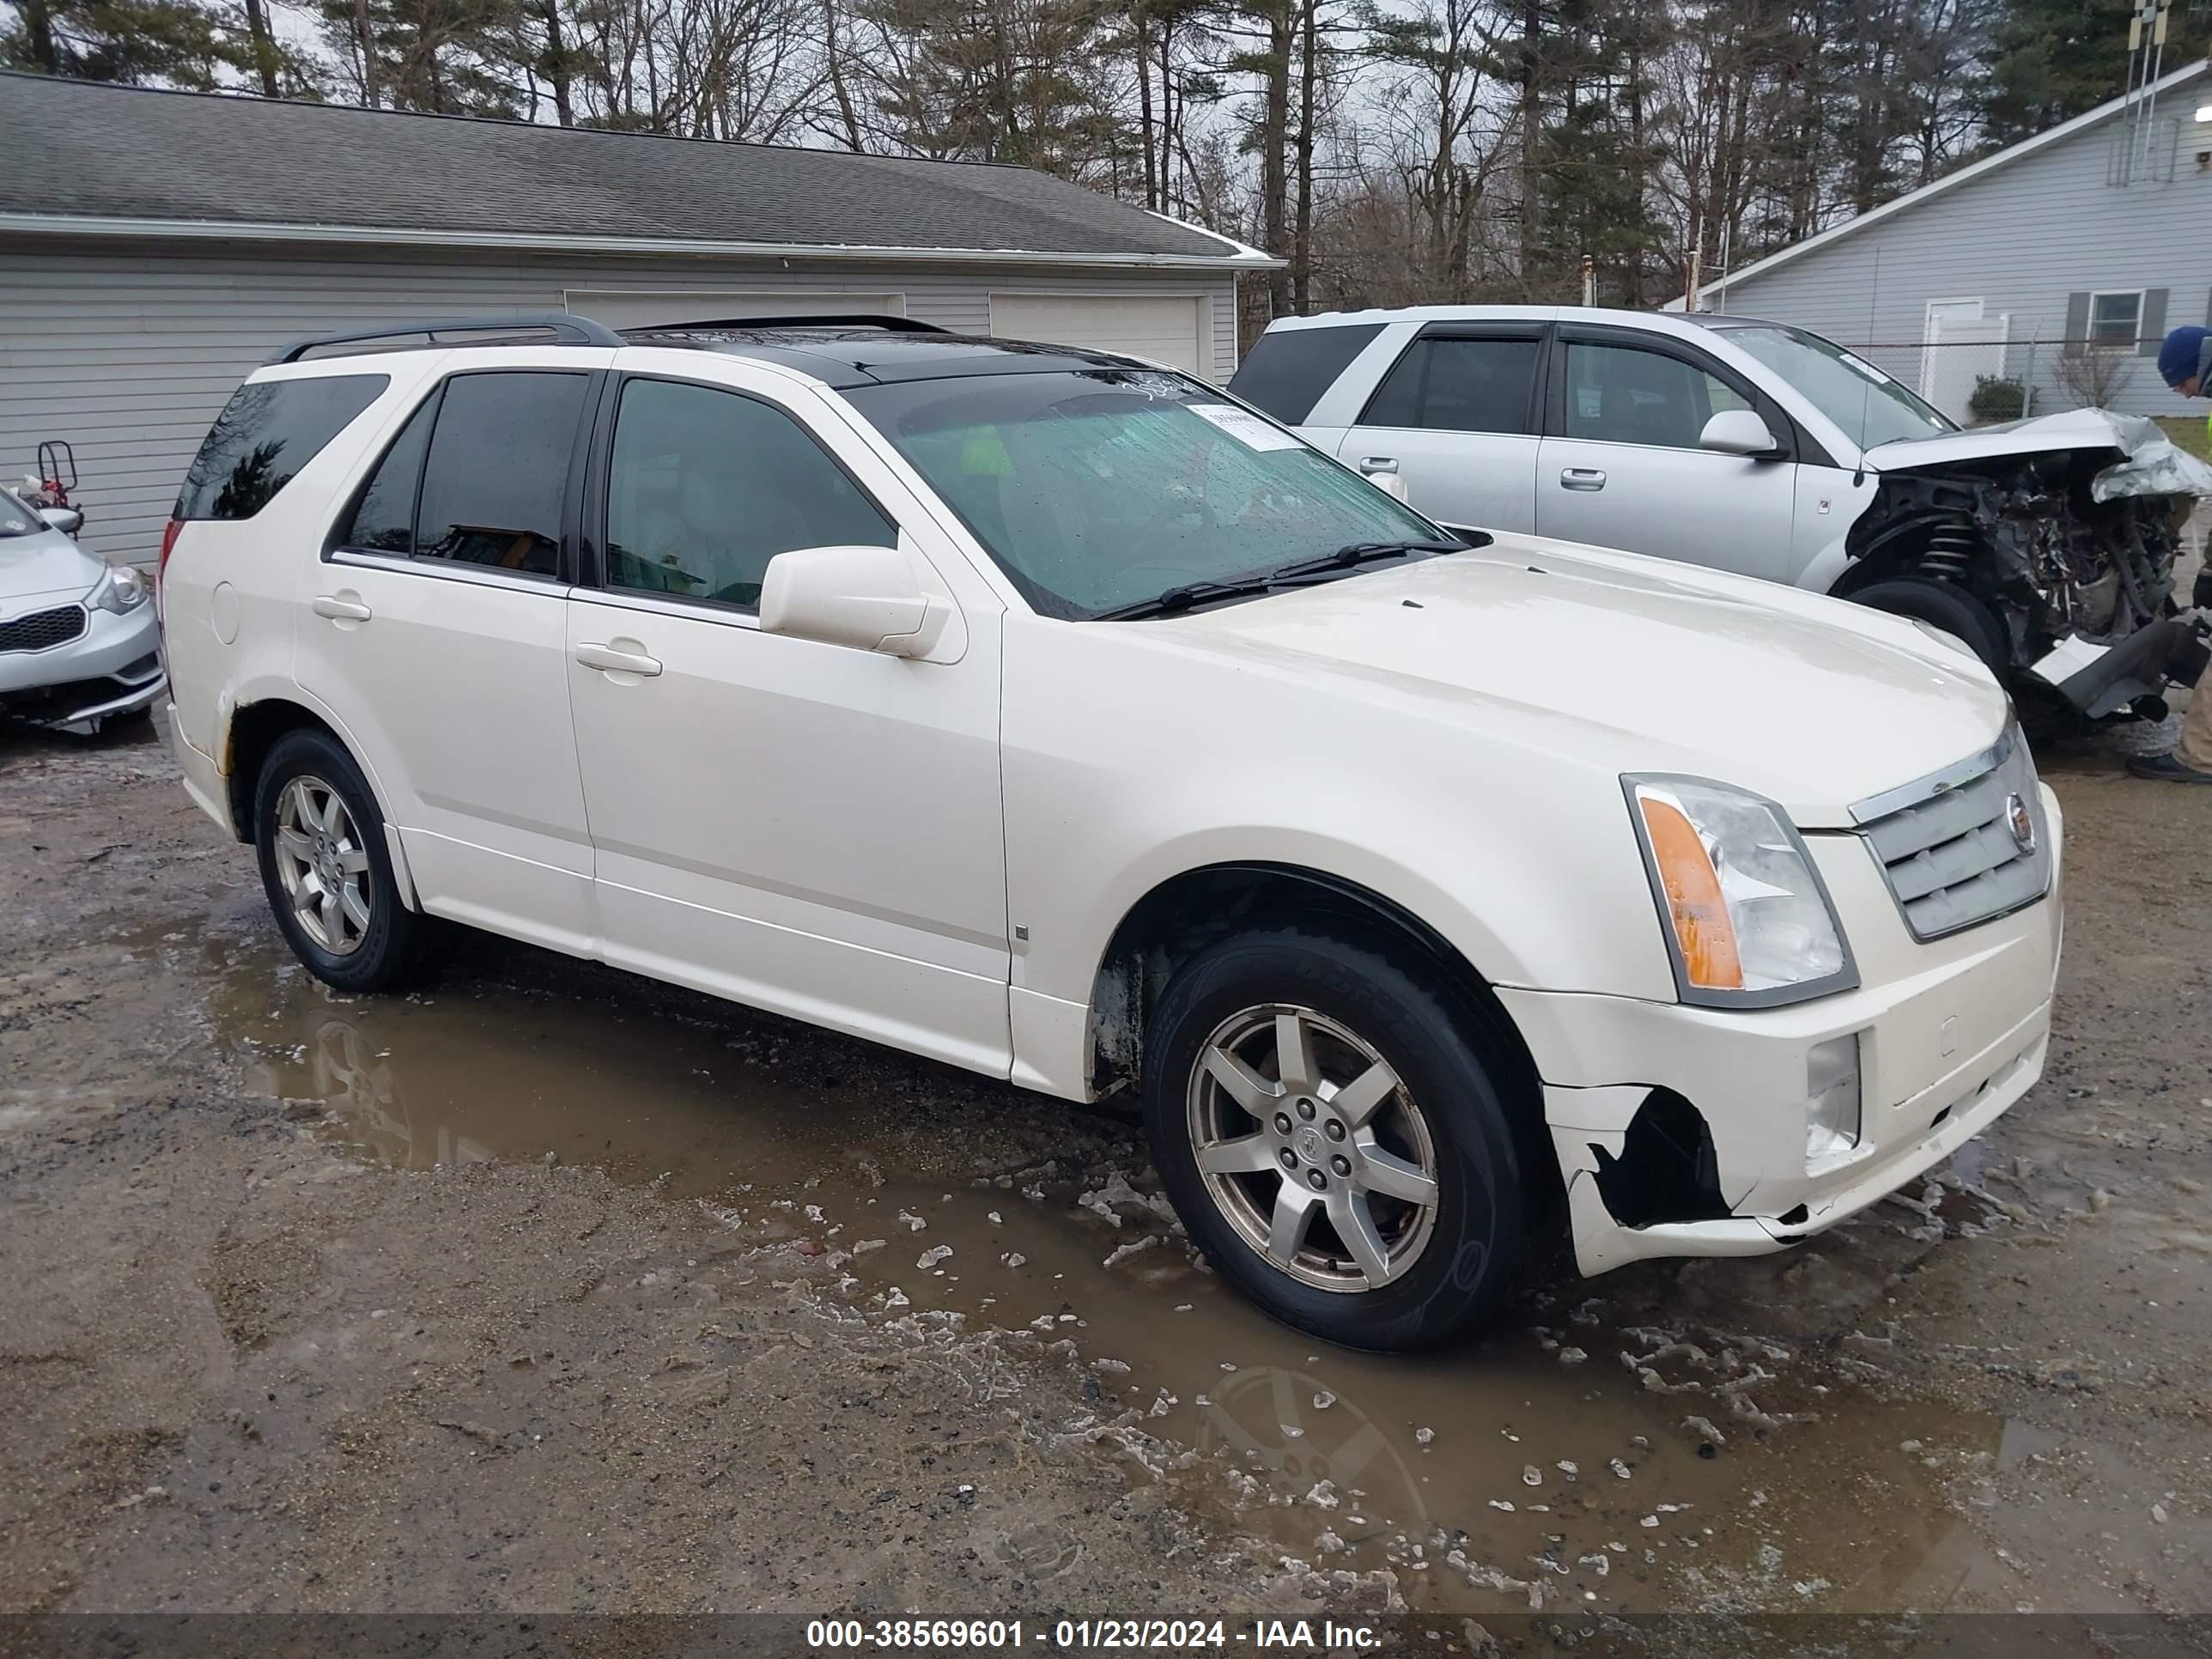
[0,703,2207,1632]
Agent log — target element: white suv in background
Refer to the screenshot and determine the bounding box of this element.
[161,313,2062,1350]
[1232,306,2208,720]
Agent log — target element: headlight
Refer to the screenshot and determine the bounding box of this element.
[88,563,149,615]
[1624,775,1857,1006]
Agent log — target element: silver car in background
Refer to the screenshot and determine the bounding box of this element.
[0,488,164,735]
[1233,305,2211,724]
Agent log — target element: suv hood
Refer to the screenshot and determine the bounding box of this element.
[1863,407,2212,501]
[1154,537,2007,826]
[0,526,104,604]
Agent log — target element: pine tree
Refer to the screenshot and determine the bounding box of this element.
[2,0,264,86]
[1979,0,2204,146]
[854,0,1121,172]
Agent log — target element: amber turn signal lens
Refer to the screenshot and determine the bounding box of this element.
[1637,794,1745,991]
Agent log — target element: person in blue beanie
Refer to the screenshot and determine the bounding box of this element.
[2157,325,2212,397]
[2142,326,2212,781]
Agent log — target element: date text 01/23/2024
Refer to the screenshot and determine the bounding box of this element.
[805,1619,1384,1650]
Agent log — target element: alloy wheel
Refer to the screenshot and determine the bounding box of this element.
[272,775,373,957]
[1184,1003,1439,1293]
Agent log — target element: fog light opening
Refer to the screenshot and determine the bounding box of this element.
[1593,1088,1732,1228]
[1807,1032,1863,1164]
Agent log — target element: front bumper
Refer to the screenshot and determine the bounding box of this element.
[0,596,165,732]
[1503,785,2064,1276]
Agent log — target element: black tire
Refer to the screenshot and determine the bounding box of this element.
[1142,928,1526,1351]
[1850,578,2010,677]
[252,726,440,994]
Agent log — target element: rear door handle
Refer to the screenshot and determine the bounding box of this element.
[312,595,373,621]
[1358,455,1400,476]
[574,641,663,678]
[1559,467,1607,491]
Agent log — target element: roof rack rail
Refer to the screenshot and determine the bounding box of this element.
[624,314,949,336]
[269,313,624,365]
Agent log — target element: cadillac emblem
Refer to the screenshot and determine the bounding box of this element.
[2004,792,2036,854]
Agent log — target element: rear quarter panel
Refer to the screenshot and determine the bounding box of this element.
[162,359,444,796]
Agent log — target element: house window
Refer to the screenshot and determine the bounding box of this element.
[2088,290,2144,349]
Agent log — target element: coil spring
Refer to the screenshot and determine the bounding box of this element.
[1916,518,1979,581]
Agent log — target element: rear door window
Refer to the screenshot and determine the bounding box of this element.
[337,371,590,577]
[415,372,589,576]
[1227,325,1384,422]
[337,394,436,554]
[178,374,389,520]
[1360,336,1540,434]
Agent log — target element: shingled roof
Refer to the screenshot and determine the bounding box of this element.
[0,71,1272,268]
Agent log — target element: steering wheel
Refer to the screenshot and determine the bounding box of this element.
[1134,496,1218,544]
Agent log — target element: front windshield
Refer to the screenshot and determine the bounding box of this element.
[846,369,1453,618]
[1720,325,1954,452]
[0,488,43,538]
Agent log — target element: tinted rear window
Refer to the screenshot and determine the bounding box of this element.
[1226,324,1383,422]
[177,374,388,520]
[1361,336,1540,434]
[412,371,588,577]
[337,393,438,555]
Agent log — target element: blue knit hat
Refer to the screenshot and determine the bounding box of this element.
[2157,325,2209,387]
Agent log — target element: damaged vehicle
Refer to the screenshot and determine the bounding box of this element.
[164,315,2061,1352]
[1233,306,2211,721]
[0,484,165,735]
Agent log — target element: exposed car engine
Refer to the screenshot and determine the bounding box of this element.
[1846,455,2184,659]
[1841,410,2211,721]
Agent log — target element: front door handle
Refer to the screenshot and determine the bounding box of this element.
[1358,455,1400,476]
[312,595,373,621]
[574,641,663,678]
[1559,467,1607,491]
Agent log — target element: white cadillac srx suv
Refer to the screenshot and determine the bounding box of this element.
[161,314,2063,1350]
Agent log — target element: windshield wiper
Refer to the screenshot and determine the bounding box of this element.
[1091,538,1474,621]
[1090,577,1280,621]
[1265,538,1468,585]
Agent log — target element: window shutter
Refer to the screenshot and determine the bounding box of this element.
[2138,288,2168,356]
[2062,291,2091,356]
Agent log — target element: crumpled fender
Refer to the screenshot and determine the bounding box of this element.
[2085,411,2212,502]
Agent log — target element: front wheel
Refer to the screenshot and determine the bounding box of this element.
[1142,929,1527,1351]
[1850,578,2010,677]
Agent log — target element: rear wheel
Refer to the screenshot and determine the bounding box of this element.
[253,727,441,993]
[1143,928,1526,1351]
[1850,578,2010,677]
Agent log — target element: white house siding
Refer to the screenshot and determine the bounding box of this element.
[0,237,1242,566]
[1704,109,2212,425]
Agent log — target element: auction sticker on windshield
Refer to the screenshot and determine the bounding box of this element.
[1186,404,1304,450]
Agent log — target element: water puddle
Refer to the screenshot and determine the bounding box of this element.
[144,919,2027,1616]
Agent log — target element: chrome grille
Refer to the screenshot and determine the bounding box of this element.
[0,603,88,653]
[1852,728,2051,941]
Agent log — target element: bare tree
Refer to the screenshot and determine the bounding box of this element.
[2057,348,2136,410]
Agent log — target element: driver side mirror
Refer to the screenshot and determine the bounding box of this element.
[1698,409,1782,459]
[759,544,952,659]
[38,505,83,536]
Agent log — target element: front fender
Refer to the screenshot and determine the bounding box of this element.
[999,616,1680,1094]
[1796,529,1855,598]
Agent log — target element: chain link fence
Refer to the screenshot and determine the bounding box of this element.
[1837,335,2160,426]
